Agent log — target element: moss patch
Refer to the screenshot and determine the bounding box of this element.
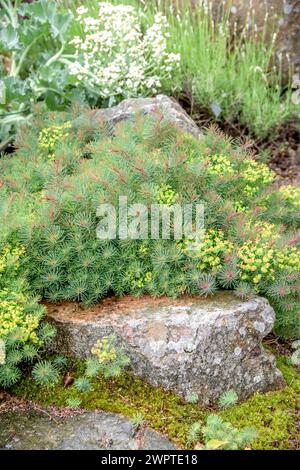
[11,356,299,450]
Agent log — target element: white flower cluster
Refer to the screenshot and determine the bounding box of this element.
[69,3,180,102]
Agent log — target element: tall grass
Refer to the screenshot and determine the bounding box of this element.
[59,0,298,138]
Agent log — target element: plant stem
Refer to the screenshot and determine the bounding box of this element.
[45,41,65,68]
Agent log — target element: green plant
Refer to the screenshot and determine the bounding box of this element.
[163,0,298,138]
[199,414,258,450]
[89,335,130,379]
[185,392,199,404]
[0,108,299,337]
[218,390,238,409]
[74,376,93,393]
[187,422,202,444]
[64,3,180,106]
[131,411,146,429]
[0,0,73,147]
[32,359,60,387]
[66,396,81,408]
[53,355,67,371]
[0,244,56,388]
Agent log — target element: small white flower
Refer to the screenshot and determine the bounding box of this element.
[68,2,180,102]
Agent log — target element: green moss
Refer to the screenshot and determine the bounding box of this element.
[11,356,300,450]
[220,357,300,450]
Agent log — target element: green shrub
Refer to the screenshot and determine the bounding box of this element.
[0,243,56,388]
[0,107,299,337]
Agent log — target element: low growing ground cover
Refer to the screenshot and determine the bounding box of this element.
[8,354,300,450]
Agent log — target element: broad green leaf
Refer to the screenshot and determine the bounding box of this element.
[50,12,73,39]
[20,0,56,24]
[2,76,30,103]
[18,21,48,48]
[0,25,20,51]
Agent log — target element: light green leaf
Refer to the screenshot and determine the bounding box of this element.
[0,25,20,50]
[50,12,73,39]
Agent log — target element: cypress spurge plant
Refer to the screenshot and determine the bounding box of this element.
[0,106,299,337]
[195,414,258,450]
[0,244,56,388]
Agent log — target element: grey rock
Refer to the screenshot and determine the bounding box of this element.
[46,292,285,404]
[0,410,176,450]
[93,94,202,139]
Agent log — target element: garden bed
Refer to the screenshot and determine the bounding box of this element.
[0,0,299,453]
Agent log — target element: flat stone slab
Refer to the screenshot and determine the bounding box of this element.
[0,410,176,450]
[46,292,284,404]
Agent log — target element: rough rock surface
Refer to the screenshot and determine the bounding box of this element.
[93,94,202,139]
[0,410,176,450]
[46,292,284,404]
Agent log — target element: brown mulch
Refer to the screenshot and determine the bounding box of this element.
[0,392,85,419]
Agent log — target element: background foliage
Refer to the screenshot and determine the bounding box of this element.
[0,0,299,148]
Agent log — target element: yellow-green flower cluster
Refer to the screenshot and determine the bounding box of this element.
[155,184,178,206]
[133,271,152,289]
[38,122,72,155]
[238,222,300,285]
[240,160,275,196]
[234,200,247,213]
[273,246,300,273]
[185,229,234,271]
[238,241,275,284]
[0,245,42,346]
[279,185,300,210]
[245,221,279,242]
[0,244,25,279]
[91,336,117,364]
[207,154,234,177]
[0,289,41,343]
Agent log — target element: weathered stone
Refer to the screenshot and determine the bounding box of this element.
[93,94,202,139]
[46,292,285,404]
[0,410,176,450]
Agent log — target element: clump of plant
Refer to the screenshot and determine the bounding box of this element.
[67,3,180,105]
[194,414,258,450]
[86,335,130,379]
[0,0,74,146]
[218,390,238,409]
[185,391,199,404]
[0,244,56,388]
[0,107,299,337]
[70,335,130,395]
